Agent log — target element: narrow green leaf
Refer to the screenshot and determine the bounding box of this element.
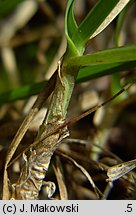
[67,44,136,67]
[72,0,130,52]
[65,0,79,56]
[0,81,47,105]
[77,61,136,83]
[0,61,136,105]
[65,0,77,38]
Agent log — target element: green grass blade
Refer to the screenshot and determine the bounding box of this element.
[0,61,136,105]
[64,0,79,56]
[0,81,47,105]
[72,0,130,51]
[67,44,136,67]
[65,0,77,39]
[77,61,136,83]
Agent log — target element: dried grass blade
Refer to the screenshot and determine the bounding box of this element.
[2,71,57,199]
[53,156,68,200]
[57,150,102,199]
[107,158,136,182]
